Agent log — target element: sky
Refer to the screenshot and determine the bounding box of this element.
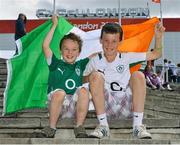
[0,0,180,20]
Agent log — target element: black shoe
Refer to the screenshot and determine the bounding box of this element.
[74,125,88,138]
[40,126,56,138]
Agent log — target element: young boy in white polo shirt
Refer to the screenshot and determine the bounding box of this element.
[84,22,165,139]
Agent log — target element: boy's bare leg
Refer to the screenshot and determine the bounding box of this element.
[88,72,109,138]
[74,87,89,138]
[129,71,152,139]
[130,71,146,112]
[76,88,89,126]
[49,90,66,128]
[89,72,105,115]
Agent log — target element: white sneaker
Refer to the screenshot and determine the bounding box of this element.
[167,85,173,91]
[133,124,152,139]
[89,125,110,139]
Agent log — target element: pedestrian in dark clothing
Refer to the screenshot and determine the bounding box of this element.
[14,13,27,55]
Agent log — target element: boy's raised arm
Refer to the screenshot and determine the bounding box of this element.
[146,23,165,61]
[42,15,58,59]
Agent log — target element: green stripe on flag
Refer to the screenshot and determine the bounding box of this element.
[129,61,145,68]
[3,17,73,115]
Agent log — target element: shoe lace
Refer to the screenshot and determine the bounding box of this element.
[139,125,146,132]
[95,125,108,136]
[134,125,146,136]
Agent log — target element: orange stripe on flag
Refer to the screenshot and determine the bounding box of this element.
[152,0,160,3]
[118,17,160,73]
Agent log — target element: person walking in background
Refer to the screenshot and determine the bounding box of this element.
[14,13,27,55]
[168,60,177,83]
[163,59,169,83]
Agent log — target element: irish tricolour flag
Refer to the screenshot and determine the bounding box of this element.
[3,17,159,115]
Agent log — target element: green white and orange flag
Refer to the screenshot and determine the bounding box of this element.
[3,17,159,115]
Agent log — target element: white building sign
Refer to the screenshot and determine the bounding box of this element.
[36,8,149,18]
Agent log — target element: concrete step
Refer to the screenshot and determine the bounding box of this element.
[149,93,180,100]
[146,98,180,109]
[148,90,180,98]
[0,108,48,118]
[0,65,6,69]
[0,118,179,129]
[147,88,180,96]
[0,112,49,118]
[3,108,48,113]
[0,99,3,107]
[0,128,179,139]
[0,138,179,144]
[145,108,180,119]
[0,81,6,88]
[0,59,6,64]
[0,108,96,118]
[0,88,5,97]
[1,105,178,119]
[0,87,5,92]
[146,94,180,104]
[145,104,180,115]
[0,76,7,81]
[0,63,6,66]
[0,69,7,75]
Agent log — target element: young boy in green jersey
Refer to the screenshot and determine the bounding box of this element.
[40,15,93,138]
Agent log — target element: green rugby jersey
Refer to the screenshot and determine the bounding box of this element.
[48,54,89,95]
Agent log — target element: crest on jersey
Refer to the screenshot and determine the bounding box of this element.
[116,65,124,73]
[75,67,81,76]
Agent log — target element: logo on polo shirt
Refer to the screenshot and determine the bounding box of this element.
[75,67,81,76]
[116,65,124,73]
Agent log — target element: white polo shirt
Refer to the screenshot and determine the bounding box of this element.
[83,52,146,92]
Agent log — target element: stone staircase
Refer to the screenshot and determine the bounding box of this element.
[0,58,180,144]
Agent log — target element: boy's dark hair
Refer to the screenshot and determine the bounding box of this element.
[60,33,82,52]
[100,23,123,41]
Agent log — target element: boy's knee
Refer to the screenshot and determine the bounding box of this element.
[52,90,66,102]
[78,87,90,101]
[89,71,104,82]
[131,71,145,81]
[79,87,88,95]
